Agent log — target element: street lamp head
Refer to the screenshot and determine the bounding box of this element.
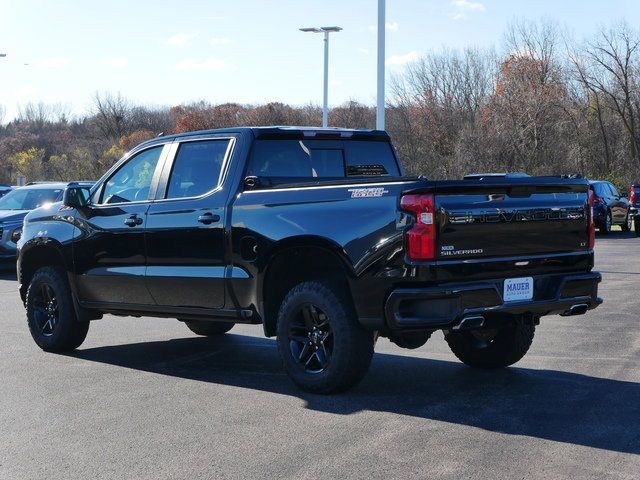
[299,27,322,33]
[320,26,342,33]
[0,53,7,58]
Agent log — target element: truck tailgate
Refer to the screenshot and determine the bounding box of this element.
[404,177,591,261]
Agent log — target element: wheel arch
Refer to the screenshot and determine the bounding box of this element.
[259,236,356,337]
[18,239,69,303]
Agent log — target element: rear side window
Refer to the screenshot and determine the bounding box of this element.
[248,139,400,182]
[166,139,230,199]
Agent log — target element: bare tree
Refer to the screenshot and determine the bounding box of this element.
[574,23,640,166]
[91,92,131,140]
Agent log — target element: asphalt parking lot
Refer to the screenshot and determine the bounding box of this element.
[0,233,638,480]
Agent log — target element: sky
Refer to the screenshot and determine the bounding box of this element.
[1,0,639,121]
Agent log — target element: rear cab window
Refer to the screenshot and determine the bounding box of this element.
[247,139,401,186]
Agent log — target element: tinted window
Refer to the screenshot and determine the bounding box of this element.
[166,140,229,199]
[248,139,400,181]
[249,140,316,177]
[345,141,400,176]
[101,146,163,204]
[593,183,609,196]
[0,187,63,210]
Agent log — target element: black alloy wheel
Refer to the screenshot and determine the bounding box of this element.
[288,303,334,374]
[26,266,90,352]
[32,283,59,337]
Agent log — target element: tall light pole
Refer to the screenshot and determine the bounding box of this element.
[376,0,385,130]
[300,26,342,127]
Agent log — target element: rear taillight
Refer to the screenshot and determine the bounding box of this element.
[630,187,637,204]
[400,193,436,260]
[587,189,595,249]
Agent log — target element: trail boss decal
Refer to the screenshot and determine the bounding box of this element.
[348,187,389,198]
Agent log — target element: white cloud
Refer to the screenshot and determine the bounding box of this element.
[357,48,370,55]
[40,57,70,68]
[386,51,419,66]
[329,79,342,87]
[367,21,399,33]
[451,0,485,11]
[107,57,129,68]
[210,37,231,46]
[450,0,485,20]
[166,33,196,46]
[175,57,228,71]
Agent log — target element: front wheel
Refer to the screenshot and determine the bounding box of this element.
[445,319,535,369]
[622,213,632,232]
[26,266,89,352]
[635,215,640,237]
[276,281,374,394]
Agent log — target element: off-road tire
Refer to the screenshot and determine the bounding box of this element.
[622,213,632,232]
[183,320,234,336]
[276,281,374,394]
[599,211,612,234]
[635,215,640,237]
[26,266,89,352]
[445,320,535,369]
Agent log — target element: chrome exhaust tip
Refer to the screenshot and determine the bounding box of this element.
[561,303,589,316]
[453,315,485,330]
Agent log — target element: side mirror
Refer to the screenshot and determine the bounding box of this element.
[63,186,91,209]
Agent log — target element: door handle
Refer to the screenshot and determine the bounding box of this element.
[197,212,220,225]
[124,215,143,227]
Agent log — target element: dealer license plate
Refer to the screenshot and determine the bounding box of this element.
[503,277,534,302]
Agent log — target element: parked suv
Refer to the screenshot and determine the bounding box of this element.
[589,180,632,234]
[0,184,12,199]
[630,183,640,236]
[17,128,602,393]
[0,182,92,262]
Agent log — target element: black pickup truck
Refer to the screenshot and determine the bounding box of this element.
[17,127,602,393]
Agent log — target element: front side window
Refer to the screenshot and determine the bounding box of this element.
[608,183,619,197]
[165,140,230,199]
[100,146,163,204]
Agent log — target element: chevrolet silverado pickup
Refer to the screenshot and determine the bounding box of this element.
[17,127,602,393]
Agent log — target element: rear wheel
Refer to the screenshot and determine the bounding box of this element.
[445,319,535,369]
[635,215,640,237]
[600,210,612,234]
[276,281,374,394]
[26,266,89,352]
[183,320,234,336]
[622,213,632,232]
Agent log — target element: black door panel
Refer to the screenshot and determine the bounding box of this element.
[144,138,232,309]
[145,203,226,308]
[73,204,153,304]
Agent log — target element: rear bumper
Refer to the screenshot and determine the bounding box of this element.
[385,272,602,330]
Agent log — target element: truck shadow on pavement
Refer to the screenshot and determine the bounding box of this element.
[70,334,640,455]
